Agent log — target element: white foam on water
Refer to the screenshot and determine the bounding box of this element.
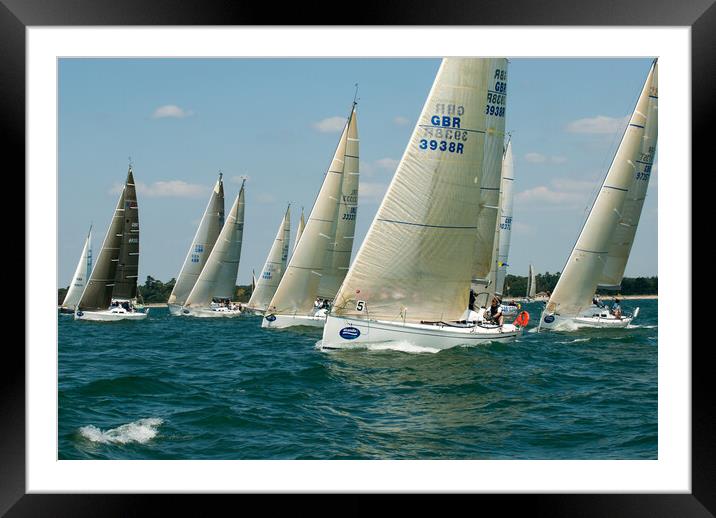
[79,417,164,445]
[366,340,441,354]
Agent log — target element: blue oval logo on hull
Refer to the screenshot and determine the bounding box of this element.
[543,315,555,323]
[76,311,84,317]
[265,314,277,322]
[339,326,361,340]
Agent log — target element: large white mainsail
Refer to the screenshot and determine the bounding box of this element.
[168,173,225,306]
[544,60,658,320]
[331,58,508,324]
[495,139,515,296]
[317,109,359,298]
[61,225,93,310]
[184,180,246,307]
[247,204,291,311]
[266,104,357,317]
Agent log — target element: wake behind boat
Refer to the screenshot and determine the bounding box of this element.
[321,58,528,351]
[74,165,148,321]
[539,60,657,331]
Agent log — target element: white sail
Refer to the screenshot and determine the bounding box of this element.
[247,204,291,311]
[495,139,515,296]
[168,174,225,305]
[293,207,305,255]
[598,64,658,290]
[184,181,246,306]
[266,106,353,315]
[546,60,658,317]
[332,58,508,323]
[318,107,359,298]
[527,264,536,298]
[62,225,93,309]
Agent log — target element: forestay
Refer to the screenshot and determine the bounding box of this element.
[332,58,509,323]
[546,60,658,316]
[168,174,225,305]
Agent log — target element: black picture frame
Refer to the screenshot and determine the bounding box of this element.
[6,0,708,514]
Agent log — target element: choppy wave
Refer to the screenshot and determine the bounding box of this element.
[79,418,164,445]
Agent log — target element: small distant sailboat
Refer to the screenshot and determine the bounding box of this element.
[74,165,147,321]
[322,58,525,350]
[59,225,92,314]
[293,207,305,255]
[246,204,291,315]
[167,173,225,316]
[180,180,246,317]
[262,101,359,329]
[524,264,537,302]
[540,59,657,331]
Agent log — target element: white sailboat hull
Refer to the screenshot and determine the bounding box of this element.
[321,314,519,350]
[74,308,148,321]
[540,306,638,330]
[261,312,327,329]
[167,303,183,316]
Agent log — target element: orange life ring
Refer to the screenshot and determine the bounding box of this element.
[513,310,530,327]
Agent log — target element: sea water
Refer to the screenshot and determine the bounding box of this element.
[58,299,657,459]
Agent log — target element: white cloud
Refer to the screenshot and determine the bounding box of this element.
[111,180,208,198]
[375,158,399,171]
[312,116,346,133]
[525,153,568,165]
[151,104,193,119]
[359,182,389,203]
[257,193,277,204]
[393,116,410,126]
[525,152,546,164]
[566,115,629,134]
[515,176,596,208]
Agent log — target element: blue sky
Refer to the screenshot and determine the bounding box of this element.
[58,58,657,288]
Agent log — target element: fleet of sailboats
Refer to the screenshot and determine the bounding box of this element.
[539,59,657,331]
[262,102,359,329]
[62,58,657,345]
[74,166,148,321]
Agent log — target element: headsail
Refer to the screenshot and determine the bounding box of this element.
[546,60,658,317]
[317,106,359,298]
[62,225,92,309]
[184,181,246,306]
[526,264,536,299]
[78,166,137,310]
[332,58,509,323]
[247,204,291,311]
[168,173,225,305]
[267,104,354,315]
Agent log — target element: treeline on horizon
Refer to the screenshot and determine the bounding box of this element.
[58,273,658,305]
[504,273,658,297]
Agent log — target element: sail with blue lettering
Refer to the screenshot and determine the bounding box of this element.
[247,204,291,311]
[331,58,508,322]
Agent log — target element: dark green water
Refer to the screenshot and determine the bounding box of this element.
[58,299,657,459]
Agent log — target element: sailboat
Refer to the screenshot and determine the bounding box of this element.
[59,225,92,314]
[540,59,657,331]
[245,204,291,315]
[321,58,525,350]
[293,207,305,255]
[167,173,225,316]
[524,264,537,302]
[74,166,147,321]
[262,102,359,329]
[180,180,246,317]
[476,138,520,317]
